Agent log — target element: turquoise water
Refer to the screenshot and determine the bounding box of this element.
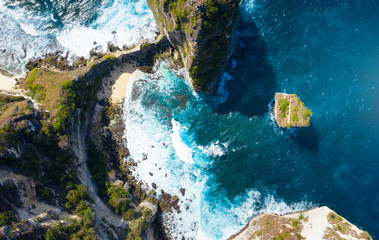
[1,0,378,238]
[0,0,157,75]
[125,0,379,239]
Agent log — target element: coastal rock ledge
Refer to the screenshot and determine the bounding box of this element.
[147,0,240,93]
[229,206,372,240]
[274,92,312,128]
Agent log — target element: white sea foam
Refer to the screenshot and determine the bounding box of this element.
[124,63,313,240]
[198,140,228,158]
[19,23,39,36]
[57,0,158,57]
[171,119,194,164]
[124,67,208,239]
[0,0,157,75]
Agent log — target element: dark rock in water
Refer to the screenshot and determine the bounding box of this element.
[107,43,120,52]
[111,31,116,34]
[142,153,148,160]
[93,41,97,45]
[180,188,185,196]
[1,49,6,53]
[149,172,153,176]
[152,183,157,189]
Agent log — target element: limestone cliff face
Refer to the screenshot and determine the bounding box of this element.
[228,206,372,240]
[147,0,240,93]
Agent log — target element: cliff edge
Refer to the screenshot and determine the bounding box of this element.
[229,206,372,240]
[147,0,240,93]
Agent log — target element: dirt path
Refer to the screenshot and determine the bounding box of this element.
[71,110,127,239]
[0,90,46,112]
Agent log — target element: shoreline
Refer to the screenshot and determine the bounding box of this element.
[0,73,16,91]
[96,61,141,104]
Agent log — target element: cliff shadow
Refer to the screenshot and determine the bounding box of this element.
[207,19,278,117]
[289,125,320,153]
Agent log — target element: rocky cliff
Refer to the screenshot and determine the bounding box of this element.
[274,93,312,128]
[229,206,372,240]
[147,0,240,93]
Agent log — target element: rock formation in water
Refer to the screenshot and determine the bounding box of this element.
[274,92,312,128]
[147,0,240,93]
[229,206,372,240]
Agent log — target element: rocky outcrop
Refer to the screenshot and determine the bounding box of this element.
[228,206,372,240]
[274,92,312,128]
[147,0,240,93]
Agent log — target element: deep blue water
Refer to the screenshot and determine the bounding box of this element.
[1,0,378,239]
[232,0,379,236]
[125,0,379,238]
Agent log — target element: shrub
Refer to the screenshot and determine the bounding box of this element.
[86,139,108,197]
[66,185,90,207]
[279,99,289,118]
[0,211,16,227]
[141,43,150,51]
[45,223,79,240]
[123,209,135,221]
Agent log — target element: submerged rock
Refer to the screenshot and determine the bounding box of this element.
[274,92,312,128]
[147,0,240,93]
[229,206,372,240]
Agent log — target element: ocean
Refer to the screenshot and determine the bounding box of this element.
[1,0,378,239]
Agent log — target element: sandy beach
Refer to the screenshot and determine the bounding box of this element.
[0,73,16,91]
[98,61,138,104]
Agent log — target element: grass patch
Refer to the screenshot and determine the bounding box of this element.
[25,68,46,101]
[279,98,289,118]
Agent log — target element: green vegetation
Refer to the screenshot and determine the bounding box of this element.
[148,0,240,91]
[45,185,95,239]
[45,223,81,240]
[141,43,151,51]
[291,106,299,124]
[127,218,147,240]
[325,212,371,239]
[0,182,21,228]
[87,138,108,196]
[0,211,17,227]
[106,183,131,216]
[279,98,290,118]
[291,218,300,229]
[273,233,284,240]
[303,108,312,120]
[25,68,46,101]
[0,94,29,123]
[0,95,24,106]
[0,113,76,189]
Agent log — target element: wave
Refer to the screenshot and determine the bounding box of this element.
[0,0,157,75]
[171,119,194,164]
[123,62,312,239]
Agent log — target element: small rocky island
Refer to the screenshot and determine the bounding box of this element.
[274,93,312,128]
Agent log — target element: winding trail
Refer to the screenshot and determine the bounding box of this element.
[71,110,128,239]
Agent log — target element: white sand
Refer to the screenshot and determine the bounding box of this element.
[0,73,16,91]
[98,62,138,104]
[111,63,137,103]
